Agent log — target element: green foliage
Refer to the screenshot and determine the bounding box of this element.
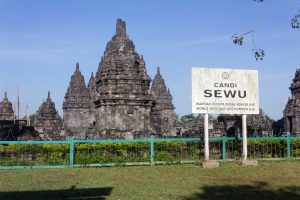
[0,144,70,166]
[155,151,176,163]
[180,114,196,123]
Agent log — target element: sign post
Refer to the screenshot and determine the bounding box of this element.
[204,113,209,161]
[242,114,247,160]
[192,67,259,167]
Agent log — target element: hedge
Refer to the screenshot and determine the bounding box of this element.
[0,139,299,166]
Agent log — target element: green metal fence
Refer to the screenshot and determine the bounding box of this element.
[0,136,300,169]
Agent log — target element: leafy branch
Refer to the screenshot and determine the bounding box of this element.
[232,30,265,61]
[291,11,300,29]
[231,0,271,61]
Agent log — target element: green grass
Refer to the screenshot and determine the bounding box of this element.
[0,161,300,199]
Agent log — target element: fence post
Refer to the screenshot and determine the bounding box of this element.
[70,136,74,167]
[222,136,226,160]
[150,135,154,166]
[287,135,291,160]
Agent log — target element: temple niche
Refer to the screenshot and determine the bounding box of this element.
[0,91,14,121]
[63,63,95,138]
[94,19,155,135]
[283,69,300,135]
[150,67,176,136]
[34,91,62,139]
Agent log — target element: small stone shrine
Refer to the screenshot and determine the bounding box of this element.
[63,63,95,137]
[150,67,176,135]
[34,91,62,139]
[283,69,300,135]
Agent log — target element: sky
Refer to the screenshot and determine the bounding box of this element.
[0,0,300,120]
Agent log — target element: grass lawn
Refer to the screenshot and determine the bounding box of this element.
[0,161,300,200]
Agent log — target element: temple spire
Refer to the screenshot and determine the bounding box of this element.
[5,81,7,98]
[76,62,80,72]
[157,66,160,75]
[47,91,51,100]
[116,18,126,36]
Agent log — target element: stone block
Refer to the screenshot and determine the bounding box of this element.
[202,160,220,168]
[236,160,258,166]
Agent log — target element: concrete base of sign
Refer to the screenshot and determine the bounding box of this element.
[202,160,220,168]
[236,160,258,166]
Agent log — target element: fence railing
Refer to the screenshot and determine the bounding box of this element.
[0,136,300,169]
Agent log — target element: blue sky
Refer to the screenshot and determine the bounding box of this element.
[0,0,299,120]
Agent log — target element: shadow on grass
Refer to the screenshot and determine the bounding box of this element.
[0,186,113,200]
[182,181,300,200]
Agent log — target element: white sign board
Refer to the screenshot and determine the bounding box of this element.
[192,68,259,115]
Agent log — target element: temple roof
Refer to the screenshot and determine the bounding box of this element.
[95,18,153,104]
[63,63,91,109]
[289,68,300,93]
[66,63,88,95]
[34,91,62,136]
[88,72,96,93]
[284,69,300,112]
[0,91,14,120]
[36,91,59,119]
[151,66,174,110]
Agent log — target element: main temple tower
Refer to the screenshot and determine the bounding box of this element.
[94,19,154,133]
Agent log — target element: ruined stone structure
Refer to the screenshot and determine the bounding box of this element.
[283,69,300,135]
[217,115,242,137]
[34,91,62,139]
[0,91,14,121]
[218,109,274,137]
[94,19,155,135]
[247,109,274,136]
[150,67,176,135]
[63,63,95,137]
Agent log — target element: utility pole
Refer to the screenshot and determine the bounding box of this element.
[26,103,30,126]
[13,97,16,124]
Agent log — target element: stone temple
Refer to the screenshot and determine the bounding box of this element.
[63,63,95,137]
[283,69,300,135]
[150,67,176,135]
[62,19,175,138]
[0,91,14,121]
[34,91,62,139]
